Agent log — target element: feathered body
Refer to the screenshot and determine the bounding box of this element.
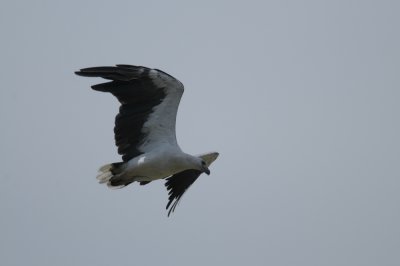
[75,65,219,215]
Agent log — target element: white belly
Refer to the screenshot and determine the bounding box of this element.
[124,148,189,181]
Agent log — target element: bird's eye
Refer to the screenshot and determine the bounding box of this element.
[201,160,206,166]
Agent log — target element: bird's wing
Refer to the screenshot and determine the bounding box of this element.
[75,65,184,161]
[165,152,219,216]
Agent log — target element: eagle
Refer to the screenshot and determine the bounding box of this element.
[75,65,219,216]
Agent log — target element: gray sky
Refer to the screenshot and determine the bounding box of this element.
[1,1,399,265]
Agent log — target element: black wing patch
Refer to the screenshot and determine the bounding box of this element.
[165,169,202,216]
[75,65,166,162]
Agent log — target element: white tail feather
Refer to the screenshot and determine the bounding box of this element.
[96,162,129,189]
[99,163,113,172]
[96,163,113,184]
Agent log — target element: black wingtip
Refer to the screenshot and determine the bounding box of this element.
[74,65,150,81]
[74,70,83,76]
[164,169,203,217]
[167,200,180,217]
[74,69,99,77]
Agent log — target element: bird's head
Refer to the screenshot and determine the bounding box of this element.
[200,159,210,175]
[190,156,210,175]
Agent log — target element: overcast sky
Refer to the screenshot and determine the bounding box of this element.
[1,1,399,265]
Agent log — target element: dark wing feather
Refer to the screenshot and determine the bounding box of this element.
[165,169,202,216]
[75,65,167,161]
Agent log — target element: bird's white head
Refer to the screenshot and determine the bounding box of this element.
[188,156,210,175]
[199,158,211,175]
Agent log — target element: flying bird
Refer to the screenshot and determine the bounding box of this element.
[75,65,219,216]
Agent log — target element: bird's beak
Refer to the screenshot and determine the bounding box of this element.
[204,167,210,175]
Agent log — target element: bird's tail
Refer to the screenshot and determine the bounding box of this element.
[96,162,132,189]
